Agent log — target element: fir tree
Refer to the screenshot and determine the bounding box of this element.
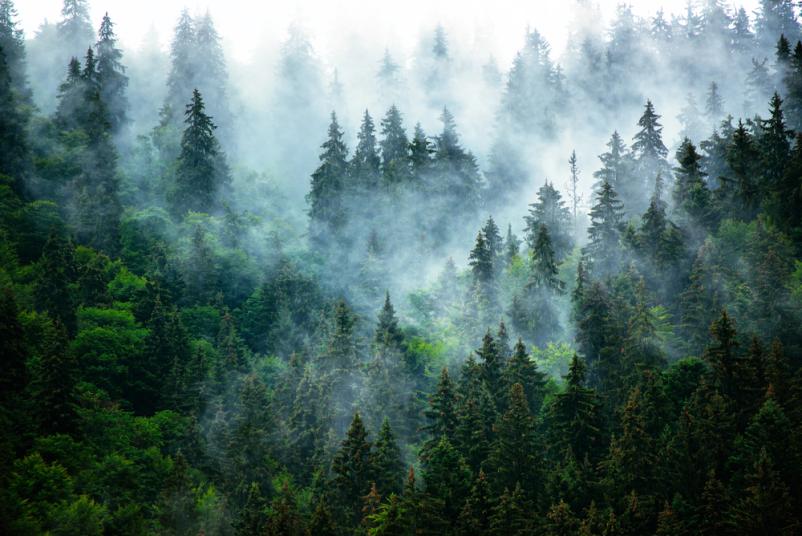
[504,338,547,414]
[0,0,30,103]
[527,224,565,293]
[379,105,410,185]
[525,180,574,261]
[308,112,349,248]
[171,89,230,214]
[631,100,669,211]
[705,81,724,120]
[422,368,459,456]
[332,412,373,523]
[584,180,625,277]
[57,0,93,60]
[759,93,793,196]
[371,418,404,497]
[94,13,128,132]
[352,110,381,191]
[673,138,713,229]
[0,44,29,194]
[30,319,76,435]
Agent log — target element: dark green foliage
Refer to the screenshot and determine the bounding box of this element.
[332,412,373,522]
[0,44,29,194]
[171,89,229,214]
[308,112,349,248]
[371,418,404,497]
[584,180,624,277]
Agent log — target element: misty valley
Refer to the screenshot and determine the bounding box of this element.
[2,0,802,534]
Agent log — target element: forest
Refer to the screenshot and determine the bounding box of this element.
[1,0,802,534]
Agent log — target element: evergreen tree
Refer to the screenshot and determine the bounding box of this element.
[379,105,410,185]
[725,120,761,218]
[0,0,30,103]
[489,483,532,535]
[164,10,196,124]
[57,0,93,61]
[673,138,713,229]
[631,100,669,212]
[332,412,373,524]
[703,309,739,398]
[409,122,432,175]
[308,113,349,247]
[527,224,565,292]
[487,383,541,497]
[546,355,604,464]
[504,224,521,266]
[0,44,29,194]
[371,418,404,497]
[171,89,229,214]
[504,339,547,414]
[352,110,381,191]
[524,180,574,261]
[705,81,724,120]
[457,470,492,534]
[94,13,127,132]
[422,368,459,457]
[35,231,77,335]
[759,93,793,197]
[755,0,800,51]
[594,131,630,193]
[584,180,624,277]
[482,216,503,267]
[30,319,76,435]
[421,436,472,528]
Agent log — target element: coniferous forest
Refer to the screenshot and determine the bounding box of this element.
[4,0,802,534]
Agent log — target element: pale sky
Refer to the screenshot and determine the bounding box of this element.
[17,1,761,65]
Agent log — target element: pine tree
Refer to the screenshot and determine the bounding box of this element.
[584,180,624,277]
[375,292,403,351]
[379,105,410,185]
[504,339,547,415]
[94,13,128,132]
[703,309,739,398]
[476,330,504,403]
[784,42,802,130]
[265,482,305,536]
[488,483,532,535]
[547,355,604,464]
[352,110,381,191]
[371,418,404,497]
[421,435,472,527]
[308,112,349,247]
[469,231,495,300]
[759,93,792,195]
[171,89,229,214]
[638,173,684,269]
[57,0,93,61]
[236,482,267,536]
[527,224,565,293]
[332,412,373,523]
[673,138,713,229]
[482,216,503,267]
[487,383,541,497]
[755,0,800,51]
[732,7,755,54]
[0,44,29,194]
[409,122,432,175]
[164,10,195,124]
[0,288,26,404]
[594,131,630,193]
[431,107,481,216]
[31,319,76,435]
[567,150,582,229]
[725,120,761,218]
[309,498,339,536]
[631,100,669,211]
[422,368,459,456]
[504,224,521,266]
[455,356,496,472]
[705,81,724,120]
[35,230,77,335]
[193,11,229,131]
[457,470,492,534]
[525,180,574,261]
[0,0,30,103]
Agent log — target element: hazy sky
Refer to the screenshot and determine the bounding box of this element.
[18,1,761,65]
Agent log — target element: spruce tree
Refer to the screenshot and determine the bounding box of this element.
[487,383,541,497]
[524,180,574,261]
[332,412,373,524]
[584,180,624,277]
[351,109,381,191]
[379,105,410,185]
[308,112,349,247]
[422,368,459,457]
[527,224,565,293]
[164,10,196,123]
[94,12,128,133]
[673,138,713,229]
[704,81,723,120]
[172,89,229,214]
[631,100,669,211]
[371,418,404,497]
[0,44,29,194]
[0,1,30,103]
[31,319,76,435]
[35,230,77,335]
[504,338,547,415]
[725,120,761,218]
[57,0,93,61]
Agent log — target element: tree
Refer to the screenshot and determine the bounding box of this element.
[458,470,492,534]
[705,81,724,120]
[725,120,761,218]
[482,216,503,267]
[476,330,504,403]
[594,131,630,193]
[352,110,381,191]
[57,0,93,60]
[164,10,195,124]
[0,44,29,194]
[379,105,410,185]
[422,368,459,457]
[487,383,541,497]
[567,150,582,229]
[489,483,532,535]
[631,100,669,212]
[673,138,713,229]
[171,89,229,214]
[308,112,349,248]
[421,436,471,527]
[30,319,76,435]
[409,122,432,175]
[755,0,800,51]
[525,181,573,261]
[35,230,77,335]
[0,0,31,103]
[759,93,792,194]
[504,339,547,414]
[94,13,127,132]
[584,180,624,277]
[527,224,564,293]
[371,418,404,497]
[332,412,373,524]
[546,355,604,464]
[703,309,739,398]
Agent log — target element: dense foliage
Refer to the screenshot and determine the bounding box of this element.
[2,1,802,535]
